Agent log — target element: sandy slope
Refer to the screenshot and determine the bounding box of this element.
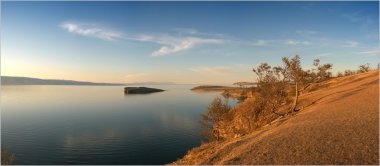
[173,70,379,165]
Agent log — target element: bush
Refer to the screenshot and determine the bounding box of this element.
[199,55,341,141]
[312,58,333,81]
[199,97,231,142]
[344,70,356,76]
[358,63,370,73]
[1,148,15,165]
[337,72,344,77]
[253,63,291,116]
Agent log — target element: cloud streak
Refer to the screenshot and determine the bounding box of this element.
[60,22,124,41]
[296,30,317,36]
[252,40,271,46]
[316,52,333,57]
[60,22,225,56]
[172,28,225,37]
[356,48,379,57]
[343,41,359,48]
[132,35,224,57]
[286,39,311,45]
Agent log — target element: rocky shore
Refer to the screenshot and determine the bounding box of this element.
[222,88,254,99]
[191,85,254,99]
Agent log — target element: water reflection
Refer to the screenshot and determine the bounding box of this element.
[1,85,236,164]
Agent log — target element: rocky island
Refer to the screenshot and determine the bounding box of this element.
[124,87,165,94]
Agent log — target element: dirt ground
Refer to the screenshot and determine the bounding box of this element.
[173,70,379,165]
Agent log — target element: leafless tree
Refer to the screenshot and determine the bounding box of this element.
[358,63,371,73]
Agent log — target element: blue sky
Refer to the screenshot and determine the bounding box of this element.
[1,1,379,84]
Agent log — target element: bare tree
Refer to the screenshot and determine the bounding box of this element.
[358,63,371,73]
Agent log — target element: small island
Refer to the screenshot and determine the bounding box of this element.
[190,85,237,92]
[124,87,165,94]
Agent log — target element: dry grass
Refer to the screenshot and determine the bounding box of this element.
[172,70,379,165]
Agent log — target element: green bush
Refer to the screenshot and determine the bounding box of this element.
[1,148,15,165]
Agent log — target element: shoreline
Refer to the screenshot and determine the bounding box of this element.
[173,70,379,165]
[191,85,255,99]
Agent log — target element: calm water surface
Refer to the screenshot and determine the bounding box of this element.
[1,85,236,164]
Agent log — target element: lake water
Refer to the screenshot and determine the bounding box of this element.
[1,85,236,164]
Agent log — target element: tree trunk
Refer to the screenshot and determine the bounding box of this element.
[271,102,286,116]
[243,114,252,131]
[291,82,299,112]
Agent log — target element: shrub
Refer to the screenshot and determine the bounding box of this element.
[312,58,333,81]
[358,63,371,73]
[344,70,356,76]
[199,97,231,142]
[253,63,291,116]
[1,148,15,165]
[337,72,344,77]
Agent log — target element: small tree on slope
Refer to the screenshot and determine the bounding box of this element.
[199,97,231,142]
[282,55,304,112]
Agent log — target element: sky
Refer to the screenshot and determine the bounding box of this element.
[1,1,379,84]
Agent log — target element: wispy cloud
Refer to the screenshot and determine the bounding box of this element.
[316,52,333,57]
[296,30,317,36]
[286,39,311,45]
[60,22,124,41]
[343,41,359,48]
[129,34,224,57]
[150,36,224,57]
[189,66,233,74]
[172,28,225,37]
[356,48,379,57]
[60,22,225,56]
[252,40,271,46]
[341,11,363,23]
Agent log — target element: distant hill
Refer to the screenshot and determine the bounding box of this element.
[124,81,176,85]
[1,76,125,86]
[190,85,237,91]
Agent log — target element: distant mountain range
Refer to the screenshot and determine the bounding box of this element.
[1,76,124,86]
[1,76,178,86]
[124,81,176,85]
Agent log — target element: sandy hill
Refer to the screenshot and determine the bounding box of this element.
[173,70,379,165]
